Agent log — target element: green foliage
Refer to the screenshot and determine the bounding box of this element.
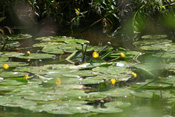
[1,0,175,38]
[132,0,175,36]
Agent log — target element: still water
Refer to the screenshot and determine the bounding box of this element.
[0,30,174,117]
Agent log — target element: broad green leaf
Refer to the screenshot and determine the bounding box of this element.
[18,53,55,59]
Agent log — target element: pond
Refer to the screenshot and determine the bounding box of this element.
[0,32,175,117]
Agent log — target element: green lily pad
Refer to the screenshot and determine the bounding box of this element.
[8,34,32,40]
[140,44,171,51]
[141,35,167,40]
[104,101,131,108]
[0,57,8,62]
[32,42,57,48]
[1,52,24,57]
[35,36,74,42]
[23,93,58,101]
[99,88,133,97]
[65,38,87,44]
[0,79,27,86]
[153,52,175,59]
[133,39,172,47]
[111,50,140,58]
[0,86,19,92]
[131,90,174,98]
[131,79,173,89]
[81,76,105,85]
[3,41,20,49]
[18,53,55,59]
[58,43,82,53]
[133,39,172,51]
[35,36,53,41]
[89,107,123,113]
[92,65,132,76]
[0,62,28,68]
[133,62,164,79]
[28,100,90,114]
[0,95,36,107]
[42,43,64,54]
[0,71,28,78]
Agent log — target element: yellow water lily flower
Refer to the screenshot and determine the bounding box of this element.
[92,51,99,58]
[24,75,30,79]
[132,72,137,78]
[55,78,61,85]
[3,64,9,69]
[120,52,125,58]
[158,76,162,80]
[26,51,31,56]
[111,79,116,85]
[158,84,162,87]
[27,59,31,62]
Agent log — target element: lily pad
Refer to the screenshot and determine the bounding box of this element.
[35,36,74,42]
[131,90,174,98]
[0,95,36,107]
[104,101,131,108]
[65,38,87,44]
[131,79,173,89]
[32,42,57,48]
[141,35,167,40]
[35,36,53,41]
[8,34,32,40]
[0,71,28,78]
[0,79,27,86]
[2,41,20,49]
[1,52,24,57]
[0,62,28,68]
[0,57,8,62]
[89,107,123,113]
[92,65,132,76]
[42,43,64,54]
[153,52,175,59]
[18,53,55,59]
[99,88,133,97]
[58,43,82,53]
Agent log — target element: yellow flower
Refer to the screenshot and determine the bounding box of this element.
[26,51,31,56]
[158,84,162,87]
[27,59,31,62]
[111,79,116,85]
[158,76,162,80]
[55,78,61,85]
[24,75,30,79]
[3,64,9,69]
[132,72,137,78]
[120,52,125,58]
[92,52,99,58]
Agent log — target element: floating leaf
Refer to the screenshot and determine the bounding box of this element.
[89,107,123,113]
[58,43,82,53]
[65,38,87,44]
[7,34,32,40]
[105,101,131,108]
[0,57,8,62]
[42,43,64,54]
[131,79,173,89]
[0,62,28,68]
[1,52,24,57]
[0,71,28,78]
[0,79,27,86]
[18,53,55,59]
[141,35,167,40]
